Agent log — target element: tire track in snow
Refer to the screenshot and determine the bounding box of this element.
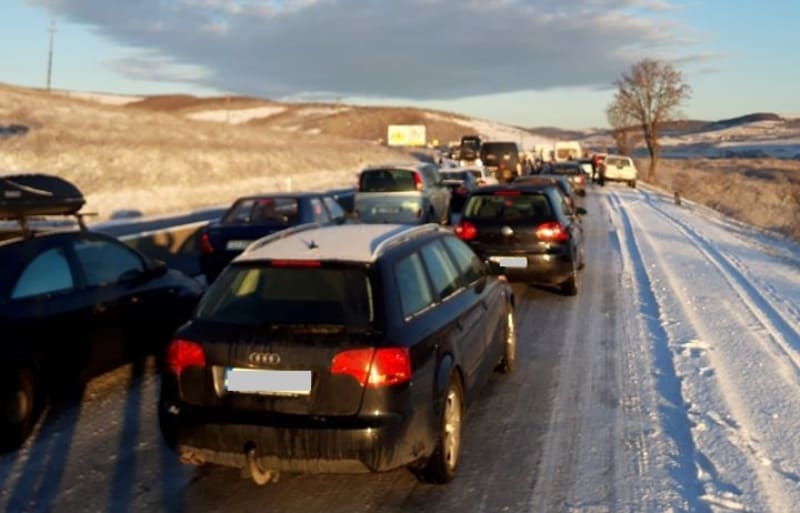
[604,191,711,512]
[641,191,800,387]
[612,188,800,513]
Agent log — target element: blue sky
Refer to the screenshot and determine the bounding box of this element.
[1,1,797,129]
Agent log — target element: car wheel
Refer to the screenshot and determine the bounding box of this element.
[496,308,516,374]
[415,374,464,483]
[560,260,579,296]
[0,369,38,452]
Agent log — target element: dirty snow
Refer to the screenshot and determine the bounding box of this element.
[185,106,287,124]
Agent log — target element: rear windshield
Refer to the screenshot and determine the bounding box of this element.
[550,164,582,175]
[463,193,552,222]
[359,169,418,193]
[223,198,299,225]
[605,157,631,167]
[196,265,374,329]
[480,143,519,164]
[440,171,471,182]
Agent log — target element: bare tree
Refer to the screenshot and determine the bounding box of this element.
[605,101,635,156]
[611,58,691,180]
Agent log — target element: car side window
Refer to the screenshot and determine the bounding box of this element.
[73,237,145,286]
[442,236,484,284]
[310,198,331,223]
[394,252,433,319]
[419,240,461,300]
[323,196,345,221]
[11,247,75,299]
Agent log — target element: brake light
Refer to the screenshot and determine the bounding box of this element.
[331,348,411,387]
[414,172,424,191]
[454,220,477,240]
[536,222,570,242]
[200,233,214,254]
[165,338,206,376]
[455,186,468,195]
[270,259,322,268]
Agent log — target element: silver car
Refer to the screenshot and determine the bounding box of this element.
[355,162,451,224]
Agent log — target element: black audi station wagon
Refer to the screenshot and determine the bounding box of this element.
[159,223,516,484]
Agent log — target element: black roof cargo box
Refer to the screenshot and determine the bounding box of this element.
[0,174,85,219]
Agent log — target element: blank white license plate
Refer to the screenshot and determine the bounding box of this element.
[374,206,400,214]
[490,256,528,268]
[225,368,312,396]
[225,239,253,250]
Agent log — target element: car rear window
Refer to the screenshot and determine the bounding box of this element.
[480,143,519,165]
[606,157,631,167]
[550,164,582,175]
[359,169,418,192]
[463,193,553,222]
[440,171,470,182]
[223,198,299,225]
[196,264,375,328]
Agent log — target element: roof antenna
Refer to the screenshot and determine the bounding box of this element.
[302,238,318,250]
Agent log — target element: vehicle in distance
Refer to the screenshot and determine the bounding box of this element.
[553,140,582,162]
[354,162,450,225]
[159,223,516,484]
[439,168,481,224]
[480,141,522,184]
[544,161,587,196]
[0,174,203,450]
[199,192,348,283]
[458,134,482,166]
[454,184,586,295]
[603,155,638,188]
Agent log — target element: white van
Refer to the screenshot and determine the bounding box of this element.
[553,141,582,162]
[602,155,638,187]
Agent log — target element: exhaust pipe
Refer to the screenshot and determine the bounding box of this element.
[244,444,279,485]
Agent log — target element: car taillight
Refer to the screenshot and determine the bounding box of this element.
[414,172,424,191]
[331,348,411,387]
[536,221,570,242]
[456,186,468,195]
[270,259,322,268]
[200,233,214,254]
[165,338,206,376]
[454,220,478,240]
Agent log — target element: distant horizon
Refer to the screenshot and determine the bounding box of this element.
[6,82,795,134]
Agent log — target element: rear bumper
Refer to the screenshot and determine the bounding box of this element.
[159,401,428,473]
[481,250,574,285]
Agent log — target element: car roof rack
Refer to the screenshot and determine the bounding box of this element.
[4,211,97,239]
[370,223,442,261]
[244,222,322,254]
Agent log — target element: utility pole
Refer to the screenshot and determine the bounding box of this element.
[46,21,56,91]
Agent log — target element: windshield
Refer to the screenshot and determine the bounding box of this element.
[463,193,552,222]
[196,264,375,328]
[359,169,418,192]
[223,197,299,225]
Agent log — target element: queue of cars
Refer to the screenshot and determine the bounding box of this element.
[1,146,634,480]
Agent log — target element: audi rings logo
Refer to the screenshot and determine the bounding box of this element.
[248,352,281,366]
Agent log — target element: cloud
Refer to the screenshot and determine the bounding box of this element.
[29,0,701,100]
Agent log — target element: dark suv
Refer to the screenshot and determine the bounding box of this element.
[480,141,522,183]
[159,223,516,484]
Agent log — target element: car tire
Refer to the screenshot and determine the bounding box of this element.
[496,308,516,374]
[0,369,38,452]
[414,374,464,484]
[560,260,579,296]
[630,180,637,188]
